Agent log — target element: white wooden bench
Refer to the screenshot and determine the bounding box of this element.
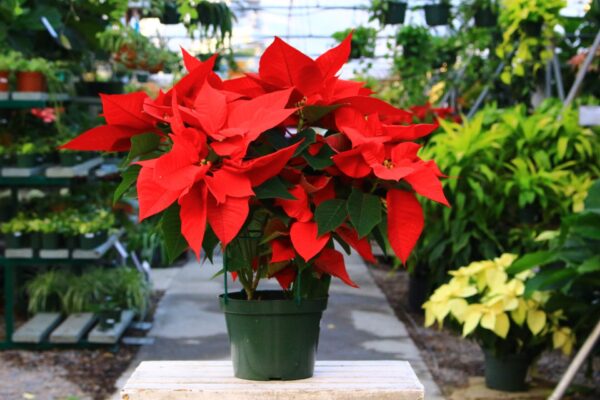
[121,360,424,400]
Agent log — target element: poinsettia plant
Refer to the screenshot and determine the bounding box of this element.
[62,34,448,300]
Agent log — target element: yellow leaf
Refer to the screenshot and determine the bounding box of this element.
[449,298,468,321]
[527,309,546,335]
[463,311,481,337]
[493,313,510,338]
[481,311,496,330]
[511,299,527,326]
[553,329,566,349]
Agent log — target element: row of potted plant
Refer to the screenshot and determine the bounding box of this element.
[1,209,116,251]
[369,0,499,28]
[0,51,62,93]
[0,139,97,168]
[26,266,150,329]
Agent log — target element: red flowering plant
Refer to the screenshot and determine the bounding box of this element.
[62,34,449,300]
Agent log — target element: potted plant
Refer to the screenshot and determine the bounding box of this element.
[0,51,22,94]
[370,0,408,25]
[15,57,55,93]
[159,0,180,24]
[395,25,432,59]
[62,34,448,380]
[37,216,66,250]
[472,0,498,27]
[1,215,30,249]
[332,27,377,59]
[77,209,115,250]
[423,254,576,391]
[423,0,451,26]
[14,142,42,168]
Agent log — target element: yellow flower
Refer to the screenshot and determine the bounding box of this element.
[494,253,519,269]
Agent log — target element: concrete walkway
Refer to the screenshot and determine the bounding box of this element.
[113,252,444,399]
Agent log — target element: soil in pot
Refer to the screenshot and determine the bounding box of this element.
[79,231,108,250]
[16,154,40,168]
[0,71,9,92]
[220,290,328,381]
[484,350,532,391]
[424,4,451,26]
[384,1,407,25]
[16,71,46,92]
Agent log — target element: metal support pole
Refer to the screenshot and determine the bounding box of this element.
[553,53,565,101]
[545,60,553,98]
[3,263,16,345]
[563,29,600,109]
[467,60,506,119]
[548,319,600,400]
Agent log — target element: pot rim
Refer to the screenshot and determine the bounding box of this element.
[220,290,328,315]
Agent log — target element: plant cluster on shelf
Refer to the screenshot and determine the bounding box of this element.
[26,266,150,317]
[1,208,117,250]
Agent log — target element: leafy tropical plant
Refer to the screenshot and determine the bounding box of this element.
[177,0,235,46]
[62,34,449,301]
[413,100,600,294]
[424,253,575,356]
[0,50,22,71]
[497,0,565,87]
[507,179,600,345]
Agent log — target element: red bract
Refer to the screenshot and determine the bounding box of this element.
[61,36,450,298]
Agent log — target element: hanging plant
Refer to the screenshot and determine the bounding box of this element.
[332,27,377,59]
[369,0,408,25]
[423,0,452,27]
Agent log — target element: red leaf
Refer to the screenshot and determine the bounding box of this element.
[181,47,203,72]
[274,266,296,290]
[316,31,352,78]
[259,37,323,95]
[386,190,424,264]
[194,82,227,135]
[404,166,449,206]
[384,123,438,141]
[290,221,330,261]
[270,239,295,263]
[137,166,181,221]
[178,184,208,259]
[314,248,358,288]
[335,96,412,119]
[336,226,376,263]
[204,169,254,204]
[229,142,301,186]
[206,195,249,246]
[100,92,154,129]
[332,147,371,178]
[60,125,141,152]
[221,76,266,98]
[276,185,313,222]
[170,54,216,99]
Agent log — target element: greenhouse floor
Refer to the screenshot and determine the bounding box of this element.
[112,252,445,399]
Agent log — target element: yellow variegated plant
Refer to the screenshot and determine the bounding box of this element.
[423,254,575,356]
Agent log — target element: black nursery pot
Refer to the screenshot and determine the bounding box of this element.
[424,4,451,26]
[474,8,497,27]
[484,350,531,392]
[5,232,27,248]
[59,152,85,166]
[79,231,108,250]
[41,233,61,250]
[98,309,122,330]
[220,291,328,381]
[384,1,408,25]
[16,154,38,168]
[160,2,180,24]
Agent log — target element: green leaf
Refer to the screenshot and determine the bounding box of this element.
[507,251,557,275]
[304,143,335,170]
[302,104,342,123]
[578,255,600,274]
[584,179,600,212]
[315,199,347,236]
[371,221,388,257]
[347,188,382,238]
[254,177,297,200]
[293,129,317,156]
[126,132,161,164]
[113,164,141,204]
[202,225,220,263]
[525,268,578,297]
[159,204,189,263]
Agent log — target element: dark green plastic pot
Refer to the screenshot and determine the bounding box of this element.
[220,291,328,381]
[79,231,108,250]
[16,154,38,168]
[424,4,450,26]
[98,309,122,330]
[484,350,531,392]
[41,233,61,249]
[160,2,180,24]
[59,152,85,166]
[384,1,407,25]
[30,232,41,250]
[474,8,497,27]
[5,232,27,248]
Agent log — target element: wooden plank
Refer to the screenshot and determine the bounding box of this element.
[4,248,33,258]
[121,360,424,400]
[39,249,70,259]
[12,313,62,343]
[88,310,135,344]
[49,313,96,344]
[45,157,103,178]
[1,165,46,178]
